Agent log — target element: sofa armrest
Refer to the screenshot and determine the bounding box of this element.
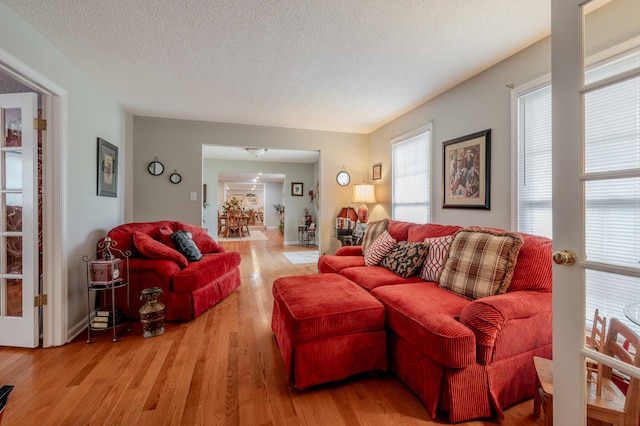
[459,291,552,364]
[335,246,363,256]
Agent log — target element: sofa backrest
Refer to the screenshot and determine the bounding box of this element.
[106,220,176,257]
[104,220,221,258]
[386,220,552,293]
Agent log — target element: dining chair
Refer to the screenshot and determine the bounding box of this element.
[225,209,242,238]
[0,385,14,425]
[586,309,606,396]
[586,317,640,426]
[217,211,226,235]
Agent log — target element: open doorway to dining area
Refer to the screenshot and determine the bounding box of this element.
[202,145,320,246]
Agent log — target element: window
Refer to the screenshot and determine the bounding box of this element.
[515,48,640,333]
[515,82,552,239]
[391,125,431,223]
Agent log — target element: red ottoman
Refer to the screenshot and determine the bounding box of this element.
[271,273,387,389]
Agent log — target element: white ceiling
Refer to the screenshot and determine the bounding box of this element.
[3,0,551,134]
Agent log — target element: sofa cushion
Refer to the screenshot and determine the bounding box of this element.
[407,223,462,242]
[371,282,476,368]
[339,265,424,291]
[361,219,389,253]
[507,232,553,292]
[317,254,365,274]
[364,230,397,266]
[133,231,188,268]
[388,220,414,242]
[419,235,454,282]
[172,251,241,293]
[439,228,524,300]
[157,224,177,249]
[380,241,429,278]
[171,231,203,262]
[106,220,176,257]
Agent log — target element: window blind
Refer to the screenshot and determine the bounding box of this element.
[391,130,431,223]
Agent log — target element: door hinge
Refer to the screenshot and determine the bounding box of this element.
[33,118,47,131]
[34,294,47,307]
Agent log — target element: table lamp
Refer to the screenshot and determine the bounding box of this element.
[352,184,376,223]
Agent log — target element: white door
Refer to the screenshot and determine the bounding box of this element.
[552,1,640,424]
[0,92,38,348]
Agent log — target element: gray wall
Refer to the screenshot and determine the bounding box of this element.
[133,116,367,253]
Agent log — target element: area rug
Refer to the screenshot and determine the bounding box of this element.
[218,230,269,242]
[283,251,319,264]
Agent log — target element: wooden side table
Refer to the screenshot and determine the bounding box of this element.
[533,356,553,426]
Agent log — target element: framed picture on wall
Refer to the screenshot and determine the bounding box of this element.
[246,196,258,204]
[372,163,382,180]
[291,182,303,196]
[442,129,491,209]
[97,137,118,197]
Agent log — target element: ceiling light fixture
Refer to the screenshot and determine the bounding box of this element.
[245,148,268,158]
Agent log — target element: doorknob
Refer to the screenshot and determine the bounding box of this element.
[553,249,577,266]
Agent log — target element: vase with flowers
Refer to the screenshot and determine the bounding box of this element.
[222,197,242,213]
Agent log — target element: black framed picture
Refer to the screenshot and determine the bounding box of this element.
[291,182,303,196]
[97,137,118,197]
[442,129,490,209]
[372,163,382,180]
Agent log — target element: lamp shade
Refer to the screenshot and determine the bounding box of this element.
[352,184,376,223]
[352,184,376,204]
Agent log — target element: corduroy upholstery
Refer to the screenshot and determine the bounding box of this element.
[316,220,553,422]
[271,273,387,389]
[104,221,241,321]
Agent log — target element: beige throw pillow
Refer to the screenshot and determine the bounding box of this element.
[361,219,390,253]
[438,228,523,300]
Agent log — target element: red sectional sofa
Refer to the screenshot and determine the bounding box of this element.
[104,221,241,321]
[317,220,553,423]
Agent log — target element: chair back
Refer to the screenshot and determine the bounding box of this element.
[226,210,242,228]
[589,309,607,352]
[602,318,640,423]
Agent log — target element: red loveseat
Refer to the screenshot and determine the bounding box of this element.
[317,220,552,423]
[104,221,241,321]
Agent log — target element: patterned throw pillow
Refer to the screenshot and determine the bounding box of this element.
[171,231,203,262]
[380,241,429,278]
[361,219,390,254]
[419,235,454,282]
[364,230,397,266]
[439,228,524,300]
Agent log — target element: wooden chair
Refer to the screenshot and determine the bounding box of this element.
[586,309,606,396]
[225,209,242,238]
[217,211,226,235]
[240,214,251,237]
[586,317,640,426]
[533,356,553,426]
[0,385,14,425]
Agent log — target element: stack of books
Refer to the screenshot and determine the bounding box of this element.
[91,307,126,329]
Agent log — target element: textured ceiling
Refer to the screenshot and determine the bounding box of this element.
[3,0,550,134]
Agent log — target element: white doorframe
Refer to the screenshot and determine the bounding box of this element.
[0,47,68,347]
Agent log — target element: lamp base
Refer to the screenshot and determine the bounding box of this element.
[357,204,369,224]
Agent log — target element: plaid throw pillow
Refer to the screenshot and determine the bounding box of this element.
[439,228,523,300]
[364,230,397,266]
[419,235,454,282]
[361,219,389,253]
[380,241,429,278]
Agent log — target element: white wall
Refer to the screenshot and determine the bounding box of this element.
[0,2,127,341]
[134,117,367,253]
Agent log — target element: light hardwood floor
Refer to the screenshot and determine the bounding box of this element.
[0,229,545,425]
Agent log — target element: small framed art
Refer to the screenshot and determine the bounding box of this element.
[372,163,382,180]
[291,182,303,196]
[97,137,118,197]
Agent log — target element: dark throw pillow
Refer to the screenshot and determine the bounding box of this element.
[171,231,203,262]
[380,241,429,278]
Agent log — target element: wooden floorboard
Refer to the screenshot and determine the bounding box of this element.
[0,228,546,425]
